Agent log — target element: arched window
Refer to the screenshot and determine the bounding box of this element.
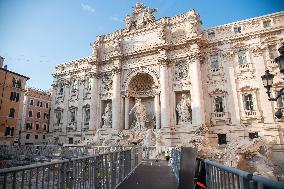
[9,108,15,118]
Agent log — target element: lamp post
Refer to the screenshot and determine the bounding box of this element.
[261,43,284,117]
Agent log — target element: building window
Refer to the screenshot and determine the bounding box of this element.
[10,92,19,102]
[9,108,15,118]
[238,50,247,65]
[84,107,90,125]
[26,123,32,130]
[208,31,215,39]
[26,134,30,139]
[5,127,14,136]
[44,112,49,120]
[234,26,241,34]
[43,135,46,140]
[35,135,38,140]
[210,55,219,70]
[55,111,62,125]
[218,134,227,145]
[37,112,41,119]
[70,109,76,123]
[46,103,49,108]
[43,124,47,130]
[249,132,259,140]
[28,111,33,117]
[263,20,271,28]
[30,99,34,106]
[36,123,40,130]
[268,45,277,60]
[72,79,78,92]
[214,96,224,112]
[86,78,92,91]
[37,101,40,106]
[12,78,21,88]
[40,102,43,107]
[58,83,64,95]
[243,94,254,111]
[69,137,74,144]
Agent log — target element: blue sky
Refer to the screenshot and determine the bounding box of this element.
[0,0,283,90]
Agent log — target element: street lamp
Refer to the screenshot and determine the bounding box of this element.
[262,43,284,119]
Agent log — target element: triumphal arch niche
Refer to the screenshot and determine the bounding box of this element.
[92,3,203,147]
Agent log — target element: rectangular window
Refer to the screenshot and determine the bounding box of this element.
[29,111,33,117]
[70,110,76,123]
[37,112,41,119]
[263,20,271,28]
[44,112,49,120]
[238,50,247,65]
[208,31,215,39]
[37,101,40,106]
[46,103,49,108]
[36,123,40,130]
[43,135,46,139]
[244,94,254,111]
[40,102,43,107]
[55,111,62,125]
[35,135,38,139]
[69,137,74,144]
[26,123,32,130]
[249,132,258,140]
[9,108,15,118]
[210,55,219,70]
[218,134,227,145]
[234,26,241,34]
[43,124,47,130]
[268,45,277,60]
[30,99,34,106]
[10,92,19,102]
[214,96,224,112]
[26,134,30,139]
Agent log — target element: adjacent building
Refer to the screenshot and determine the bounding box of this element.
[0,57,29,145]
[20,88,51,145]
[49,3,284,147]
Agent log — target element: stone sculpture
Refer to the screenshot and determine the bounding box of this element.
[129,98,148,129]
[176,94,191,124]
[102,103,112,128]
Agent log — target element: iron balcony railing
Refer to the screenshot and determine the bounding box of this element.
[0,147,142,189]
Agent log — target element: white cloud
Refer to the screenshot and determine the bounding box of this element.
[81,3,95,13]
[110,16,122,22]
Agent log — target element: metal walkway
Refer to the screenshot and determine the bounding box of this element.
[117,160,178,189]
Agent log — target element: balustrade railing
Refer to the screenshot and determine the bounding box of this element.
[0,147,142,189]
[194,157,284,189]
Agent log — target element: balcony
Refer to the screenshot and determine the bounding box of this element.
[67,122,77,130]
[241,110,262,123]
[210,112,231,125]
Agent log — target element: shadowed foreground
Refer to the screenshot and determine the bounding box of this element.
[117,160,178,189]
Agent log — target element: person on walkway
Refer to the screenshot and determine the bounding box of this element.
[165,149,170,161]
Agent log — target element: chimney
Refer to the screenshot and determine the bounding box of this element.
[0,56,4,68]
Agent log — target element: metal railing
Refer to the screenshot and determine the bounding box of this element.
[0,147,142,189]
[195,157,284,189]
[170,148,181,182]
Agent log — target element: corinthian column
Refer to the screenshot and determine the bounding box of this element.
[154,93,161,129]
[112,61,122,130]
[160,60,171,128]
[124,96,129,129]
[89,73,99,131]
[191,56,205,126]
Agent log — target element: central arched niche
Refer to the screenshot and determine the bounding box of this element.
[127,72,156,129]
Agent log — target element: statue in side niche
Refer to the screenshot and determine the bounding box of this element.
[102,103,112,128]
[176,94,191,124]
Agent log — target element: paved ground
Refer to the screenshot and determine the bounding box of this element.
[117,160,178,189]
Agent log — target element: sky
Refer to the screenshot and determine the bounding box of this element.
[0,0,284,90]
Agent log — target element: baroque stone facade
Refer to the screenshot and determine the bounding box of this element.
[49,3,284,150]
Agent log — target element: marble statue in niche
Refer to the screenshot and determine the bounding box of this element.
[176,94,191,124]
[102,102,112,128]
[129,98,148,129]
